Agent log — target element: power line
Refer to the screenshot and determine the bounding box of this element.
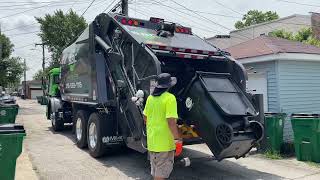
[0,0,66,20]
[149,0,250,40]
[0,1,87,8]
[15,43,35,50]
[213,0,243,15]
[133,3,242,19]
[81,0,97,17]
[132,1,249,41]
[0,1,89,11]
[5,31,40,37]
[1,23,38,32]
[277,0,320,8]
[103,0,119,12]
[168,0,250,38]
[131,7,224,35]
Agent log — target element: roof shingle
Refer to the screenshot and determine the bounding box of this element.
[225,36,320,59]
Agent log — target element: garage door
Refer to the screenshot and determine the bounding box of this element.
[247,73,268,112]
[30,89,43,99]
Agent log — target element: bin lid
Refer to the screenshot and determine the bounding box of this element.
[0,103,19,108]
[0,124,25,134]
[291,113,320,118]
[265,112,286,116]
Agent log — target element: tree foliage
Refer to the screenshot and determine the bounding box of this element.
[235,10,279,29]
[32,68,50,81]
[0,57,25,87]
[269,28,320,47]
[36,10,87,68]
[0,33,14,59]
[0,34,24,88]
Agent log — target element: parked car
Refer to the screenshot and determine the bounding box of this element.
[0,94,16,104]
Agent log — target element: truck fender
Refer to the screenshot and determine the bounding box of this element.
[50,97,63,113]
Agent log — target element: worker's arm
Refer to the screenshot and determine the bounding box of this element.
[143,115,147,124]
[167,118,180,140]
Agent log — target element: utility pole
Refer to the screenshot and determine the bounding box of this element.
[0,23,2,60]
[23,59,26,99]
[35,43,46,96]
[121,0,128,16]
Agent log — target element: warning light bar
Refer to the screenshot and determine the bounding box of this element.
[175,26,192,34]
[119,17,143,27]
[150,17,164,23]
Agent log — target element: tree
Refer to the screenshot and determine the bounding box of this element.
[0,34,24,88]
[268,29,294,40]
[269,28,320,47]
[235,10,279,29]
[33,68,50,80]
[36,10,87,67]
[0,57,25,87]
[0,33,14,59]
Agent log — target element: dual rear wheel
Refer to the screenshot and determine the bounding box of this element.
[74,111,106,158]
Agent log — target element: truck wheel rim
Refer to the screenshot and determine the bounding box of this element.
[76,118,82,141]
[89,122,97,149]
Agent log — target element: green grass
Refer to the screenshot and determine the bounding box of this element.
[306,161,320,168]
[264,151,283,159]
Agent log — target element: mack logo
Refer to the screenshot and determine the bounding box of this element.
[102,136,123,144]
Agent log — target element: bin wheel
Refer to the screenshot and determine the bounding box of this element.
[216,124,233,145]
[74,110,89,148]
[87,113,106,158]
[51,113,64,131]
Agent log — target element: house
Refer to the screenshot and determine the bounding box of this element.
[207,14,312,49]
[226,35,320,142]
[22,80,43,99]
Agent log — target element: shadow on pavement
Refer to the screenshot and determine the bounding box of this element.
[49,126,283,180]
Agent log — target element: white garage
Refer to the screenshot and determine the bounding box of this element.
[30,89,43,99]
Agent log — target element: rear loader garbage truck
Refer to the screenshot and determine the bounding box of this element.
[46,13,264,162]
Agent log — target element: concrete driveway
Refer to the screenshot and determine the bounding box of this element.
[15,99,320,180]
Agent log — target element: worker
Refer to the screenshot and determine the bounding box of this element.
[143,73,182,180]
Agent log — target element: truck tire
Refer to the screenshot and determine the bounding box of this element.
[51,113,64,131]
[74,110,89,148]
[87,113,106,158]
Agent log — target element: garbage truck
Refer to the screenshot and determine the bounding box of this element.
[46,13,264,161]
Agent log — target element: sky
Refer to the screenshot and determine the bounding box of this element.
[0,0,319,80]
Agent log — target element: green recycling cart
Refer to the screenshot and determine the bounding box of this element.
[0,104,19,124]
[36,96,42,104]
[265,113,286,153]
[40,96,48,105]
[291,114,320,162]
[0,124,26,180]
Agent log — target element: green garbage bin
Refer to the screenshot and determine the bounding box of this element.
[0,124,26,180]
[0,104,19,124]
[265,113,286,153]
[40,96,48,105]
[291,114,320,163]
[36,96,41,103]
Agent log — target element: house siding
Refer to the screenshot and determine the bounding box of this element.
[278,60,320,142]
[243,61,279,112]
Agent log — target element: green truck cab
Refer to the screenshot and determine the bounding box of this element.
[47,68,60,97]
[46,68,60,120]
